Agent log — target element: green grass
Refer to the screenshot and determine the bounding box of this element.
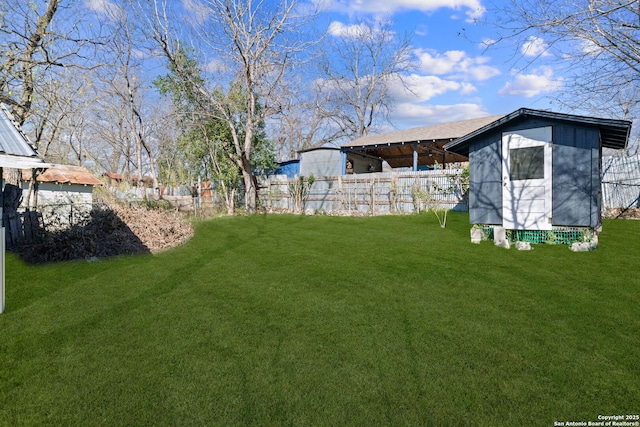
[1,212,639,426]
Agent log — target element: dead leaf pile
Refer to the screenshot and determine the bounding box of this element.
[14,203,194,263]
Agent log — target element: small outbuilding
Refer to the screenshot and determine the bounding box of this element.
[444,108,631,245]
[15,164,103,228]
[299,147,343,177]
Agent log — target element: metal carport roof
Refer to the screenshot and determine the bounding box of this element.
[341,115,505,168]
[0,104,49,169]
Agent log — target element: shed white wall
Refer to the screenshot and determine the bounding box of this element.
[31,182,94,205]
[22,182,94,228]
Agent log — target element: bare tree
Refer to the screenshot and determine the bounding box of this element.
[0,0,96,124]
[113,19,159,193]
[145,0,319,213]
[76,0,166,194]
[28,67,98,165]
[487,0,640,122]
[0,0,95,216]
[268,76,346,160]
[316,17,415,142]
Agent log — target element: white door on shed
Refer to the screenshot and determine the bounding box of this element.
[502,127,553,230]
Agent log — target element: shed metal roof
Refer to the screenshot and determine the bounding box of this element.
[25,164,102,186]
[0,104,39,158]
[298,146,340,153]
[445,108,632,155]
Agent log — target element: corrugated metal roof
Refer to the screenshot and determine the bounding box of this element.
[7,164,102,185]
[341,115,506,148]
[35,164,102,186]
[0,104,39,158]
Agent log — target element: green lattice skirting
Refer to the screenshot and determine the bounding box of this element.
[473,225,595,245]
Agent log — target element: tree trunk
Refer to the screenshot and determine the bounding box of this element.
[242,168,257,214]
[3,168,22,209]
[25,169,40,209]
[225,188,236,216]
[2,168,23,246]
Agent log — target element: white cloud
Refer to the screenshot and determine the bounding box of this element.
[498,67,563,98]
[327,21,370,38]
[466,63,501,81]
[205,58,227,73]
[415,24,429,37]
[417,49,466,74]
[521,36,550,57]
[322,0,486,22]
[386,73,487,126]
[580,39,603,56]
[391,74,466,103]
[181,0,210,25]
[480,38,496,49]
[459,82,477,95]
[84,0,123,19]
[415,49,500,81]
[316,72,473,111]
[391,103,491,127]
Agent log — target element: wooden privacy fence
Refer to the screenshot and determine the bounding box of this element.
[3,210,45,247]
[259,169,469,215]
[3,202,94,247]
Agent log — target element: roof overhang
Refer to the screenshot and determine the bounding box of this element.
[341,115,506,168]
[0,154,51,170]
[344,140,468,168]
[445,108,632,155]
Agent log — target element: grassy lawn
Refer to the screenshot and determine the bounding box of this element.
[1,212,639,426]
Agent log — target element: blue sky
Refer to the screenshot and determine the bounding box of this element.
[317,0,563,129]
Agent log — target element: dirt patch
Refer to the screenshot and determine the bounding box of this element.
[13,203,194,263]
[603,208,640,219]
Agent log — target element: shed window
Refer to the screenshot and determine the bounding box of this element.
[510,146,544,180]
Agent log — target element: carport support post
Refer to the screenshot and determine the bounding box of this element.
[1,171,4,314]
[1,227,4,314]
[413,143,418,171]
[340,151,347,175]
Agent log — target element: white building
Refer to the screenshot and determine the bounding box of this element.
[17,164,103,229]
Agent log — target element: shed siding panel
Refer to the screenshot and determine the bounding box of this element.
[469,134,502,224]
[552,125,600,227]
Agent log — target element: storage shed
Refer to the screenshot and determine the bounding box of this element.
[16,164,102,228]
[444,108,631,243]
[299,147,342,177]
